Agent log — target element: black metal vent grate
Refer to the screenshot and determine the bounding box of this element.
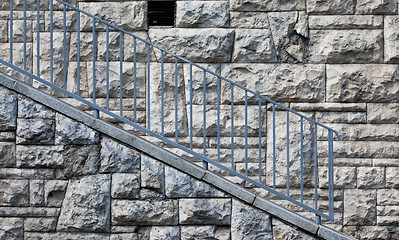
[148,1,176,27]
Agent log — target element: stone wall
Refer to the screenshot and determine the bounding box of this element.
[0,0,398,239]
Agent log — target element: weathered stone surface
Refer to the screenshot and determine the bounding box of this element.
[18,96,55,119]
[357,167,385,188]
[141,155,164,193]
[44,180,68,207]
[110,233,138,240]
[386,167,399,188]
[319,167,356,189]
[149,226,180,240]
[165,166,224,198]
[112,199,178,225]
[0,20,7,43]
[356,0,398,14]
[0,43,33,83]
[326,64,399,102]
[58,145,100,179]
[0,142,15,167]
[44,10,77,32]
[320,124,399,141]
[378,189,399,205]
[24,232,109,239]
[176,1,229,28]
[384,16,399,63]
[221,64,325,103]
[100,137,141,173]
[344,226,398,240]
[79,2,147,31]
[309,30,383,63]
[25,217,57,232]
[69,32,93,62]
[272,218,317,240]
[309,15,383,29]
[0,180,29,206]
[30,180,44,206]
[231,199,272,239]
[230,0,305,11]
[181,226,230,240]
[233,29,276,63]
[0,132,15,142]
[179,198,231,225]
[230,12,269,29]
[16,145,63,168]
[111,173,140,199]
[307,0,355,14]
[344,189,376,225]
[56,114,99,145]
[316,112,366,124]
[368,103,399,123]
[325,141,399,158]
[0,218,23,240]
[57,175,111,232]
[0,87,17,131]
[12,0,50,10]
[122,31,152,62]
[16,119,55,144]
[148,28,234,63]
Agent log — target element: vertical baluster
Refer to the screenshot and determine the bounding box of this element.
[203,70,208,170]
[105,25,109,110]
[272,104,276,190]
[314,124,319,224]
[147,44,150,130]
[119,32,123,116]
[328,130,334,219]
[50,0,54,83]
[217,77,221,163]
[76,12,81,95]
[63,5,66,88]
[258,98,262,183]
[160,51,164,136]
[300,117,304,203]
[189,64,193,150]
[9,0,13,64]
[175,57,178,143]
[92,18,99,118]
[287,111,290,197]
[23,0,26,70]
[36,0,40,77]
[245,91,248,177]
[133,38,137,123]
[231,84,234,170]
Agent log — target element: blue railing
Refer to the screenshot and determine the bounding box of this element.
[1,0,340,222]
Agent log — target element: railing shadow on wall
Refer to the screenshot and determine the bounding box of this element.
[0,0,340,223]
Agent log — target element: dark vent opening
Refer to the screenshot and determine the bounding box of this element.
[148,1,176,27]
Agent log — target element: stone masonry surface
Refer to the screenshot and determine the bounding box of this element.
[0,0,399,239]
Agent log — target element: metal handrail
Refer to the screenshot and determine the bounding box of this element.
[1,0,339,222]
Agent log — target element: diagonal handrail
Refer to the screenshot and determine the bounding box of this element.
[1,0,340,222]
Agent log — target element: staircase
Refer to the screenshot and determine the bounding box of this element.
[0,0,339,223]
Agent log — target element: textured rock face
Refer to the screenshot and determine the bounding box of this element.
[0,218,24,240]
[344,189,377,225]
[176,1,229,28]
[230,0,306,11]
[0,142,16,167]
[307,0,356,14]
[230,12,270,29]
[181,226,230,240]
[111,173,140,199]
[272,218,317,240]
[179,198,231,225]
[149,226,180,240]
[141,155,164,193]
[57,174,111,232]
[58,145,100,178]
[0,87,17,130]
[16,145,64,168]
[0,180,29,206]
[309,15,383,30]
[384,16,399,63]
[18,96,55,119]
[56,114,99,145]
[16,119,55,144]
[356,0,398,14]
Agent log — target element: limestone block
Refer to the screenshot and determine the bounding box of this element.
[319,167,356,189]
[112,199,179,225]
[44,10,77,32]
[221,64,325,103]
[232,199,272,239]
[386,167,399,188]
[148,28,234,63]
[320,124,399,141]
[165,166,224,198]
[79,2,147,31]
[230,12,269,29]
[57,174,111,232]
[24,232,109,239]
[384,16,399,63]
[55,114,99,145]
[31,60,68,97]
[0,132,15,142]
[16,145,63,168]
[123,31,152,62]
[357,167,385,189]
[0,20,7,43]
[356,0,398,14]
[344,189,376,225]
[307,0,355,14]
[18,96,55,119]
[44,180,68,207]
[0,142,15,167]
[100,137,141,173]
[176,1,229,28]
[57,145,100,179]
[309,15,383,29]
[233,29,276,63]
[0,206,60,217]
[179,198,231,225]
[16,119,55,144]
[315,112,366,124]
[0,43,33,83]
[8,20,33,43]
[12,0,50,10]
[0,169,55,180]
[0,218,23,240]
[69,32,94,61]
[309,30,383,63]
[97,31,122,62]
[326,64,399,102]
[180,226,230,240]
[377,189,399,205]
[344,226,394,240]
[272,218,317,239]
[0,1,9,10]
[29,180,44,206]
[0,87,17,131]
[0,180,29,206]
[230,0,305,11]
[149,226,180,240]
[368,103,399,123]
[141,155,164,193]
[66,61,90,98]
[111,173,140,199]
[110,233,138,240]
[33,32,69,63]
[148,63,188,137]
[324,141,399,158]
[24,217,57,232]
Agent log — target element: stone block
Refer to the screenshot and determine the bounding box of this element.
[100,137,141,173]
[221,64,325,103]
[176,1,229,28]
[377,189,399,205]
[44,180,68,207]
[24,217,57,232]
[319,167,356,189]
[0,180,29,206]
[326,64,399,102]
[57,174,111,232]
[12,0,50,10]
[321,141,399,158]
[24,232,109,239]
[66,62,90,98]
[0,142,15,167]
[69,32,94,62]
[344,189,376,225]
[179,198,231,225]
[230,12,270,29]
[123,31,152,62]
[0,87,17,131]
[384,16,399,63]
[148,28,234,63]
[357,167,385,188]
[149,226,180,240]
[181,226,230,240]
[230,0,305,11]
[320,124,399,141]
[272,218,317,240]
[0,43,33,83]
[307,0,355,14]
[0,20,7,43]
[0,218,23,240]
[112,199,178,225]
[18,96,55,119]
[0,132,15,142]
[232,199,272,239]
[386,167,399,188]
[30,180,44,206]
[344,226,397,240]
[111,173,140,199]
[16,118,55,144]
[315,112,366,124]
[232,29,276,63]
[55,114,99,145]
[368,103,399,123]
[44,10,77,32]
[141,155,164,193]
[110,233,138,240]
[356,0,398,14]
[309,30,383,63]
[309,15,383,29]
[0,168,55,180]
[16,145,63,168]
[57,145,100,179]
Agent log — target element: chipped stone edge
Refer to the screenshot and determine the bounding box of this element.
[0,72,356,240]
